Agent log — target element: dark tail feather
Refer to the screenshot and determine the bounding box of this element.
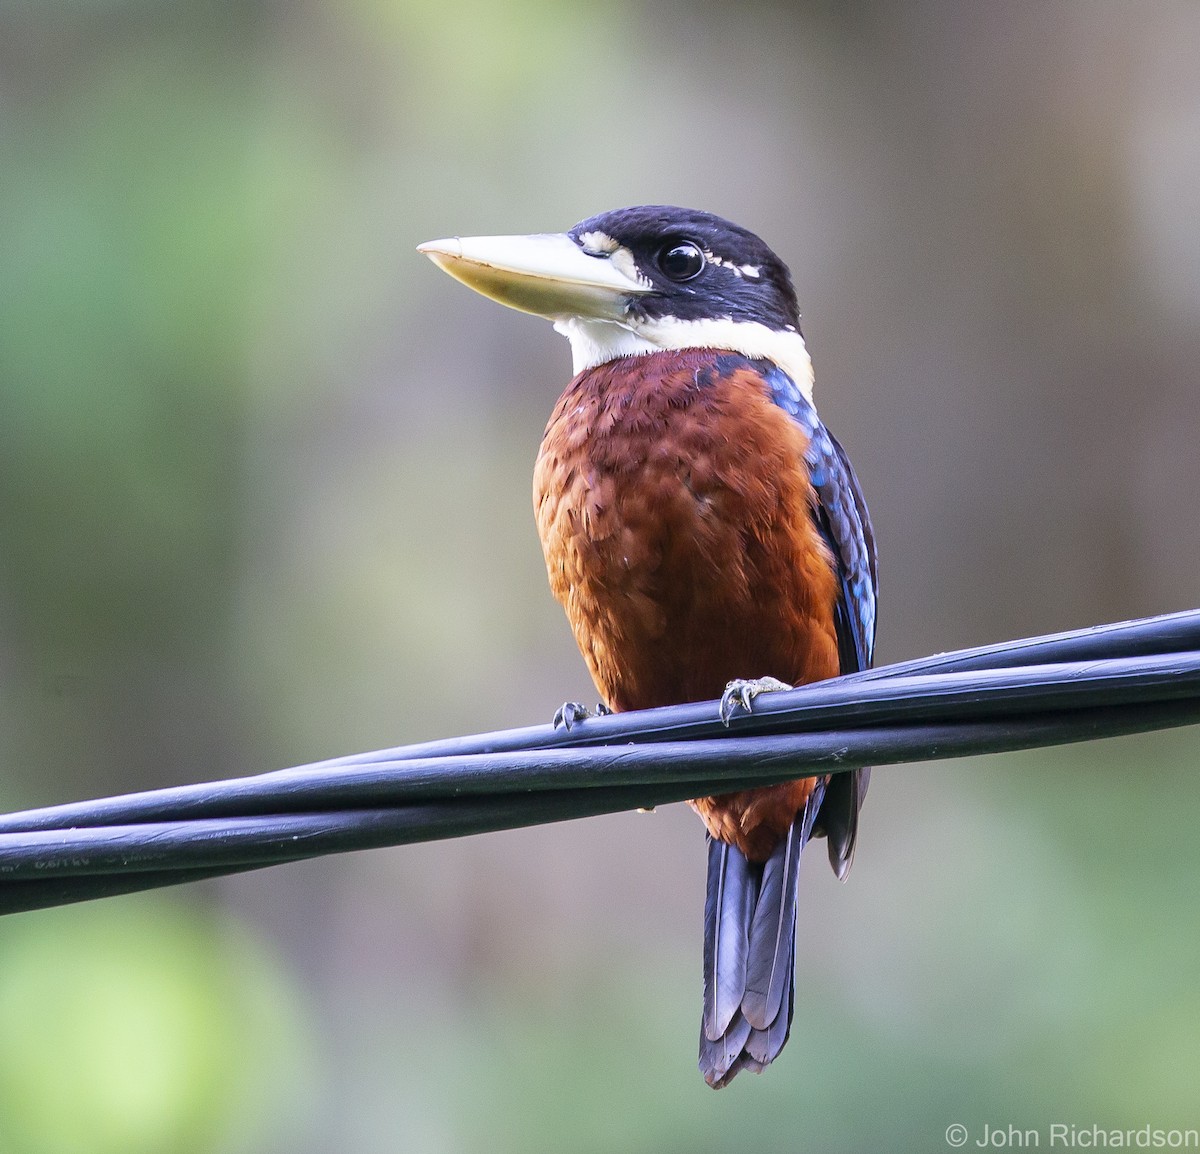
[819,767,869,881]
[744,924,794,1065]
[699,1012,753,1087]
[699,783,825,1088]
[702,838,756,1040]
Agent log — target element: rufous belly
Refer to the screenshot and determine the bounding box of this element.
[533,349,840,860]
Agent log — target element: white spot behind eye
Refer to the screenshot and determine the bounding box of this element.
[703,252,762,279]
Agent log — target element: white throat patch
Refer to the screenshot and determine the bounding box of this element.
[553,314,815,403]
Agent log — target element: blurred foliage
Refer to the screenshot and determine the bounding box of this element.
[0,897,312,1154]
[1,0,1199,1149]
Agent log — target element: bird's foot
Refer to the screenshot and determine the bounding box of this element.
[719,676,793,726]
[553,700,612,730]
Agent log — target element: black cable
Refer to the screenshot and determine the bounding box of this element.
[3,646,1198,833]
[305,606,1200,764]
[1,608,1198,916]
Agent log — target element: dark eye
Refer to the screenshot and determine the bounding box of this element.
[657,241,705,282]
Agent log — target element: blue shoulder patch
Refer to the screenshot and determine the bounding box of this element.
[760,364,878,674]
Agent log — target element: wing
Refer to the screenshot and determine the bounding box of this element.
[762,363,878,877]
[761,362,877,669]
[808,427,877,674]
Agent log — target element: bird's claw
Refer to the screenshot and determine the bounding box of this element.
[718,676,793,726]
[553,701,612,730]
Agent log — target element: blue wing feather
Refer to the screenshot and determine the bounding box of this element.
[761,363,877,672]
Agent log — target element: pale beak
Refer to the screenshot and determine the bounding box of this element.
[417,232,652,321]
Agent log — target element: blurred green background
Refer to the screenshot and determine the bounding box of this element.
[2,0,1199,1150]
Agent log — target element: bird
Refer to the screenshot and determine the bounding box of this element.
[418,205,877,1087]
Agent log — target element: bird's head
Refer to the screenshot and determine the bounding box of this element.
[419,205,814,400]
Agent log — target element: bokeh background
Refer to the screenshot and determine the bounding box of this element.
[2,0,1199,1150]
